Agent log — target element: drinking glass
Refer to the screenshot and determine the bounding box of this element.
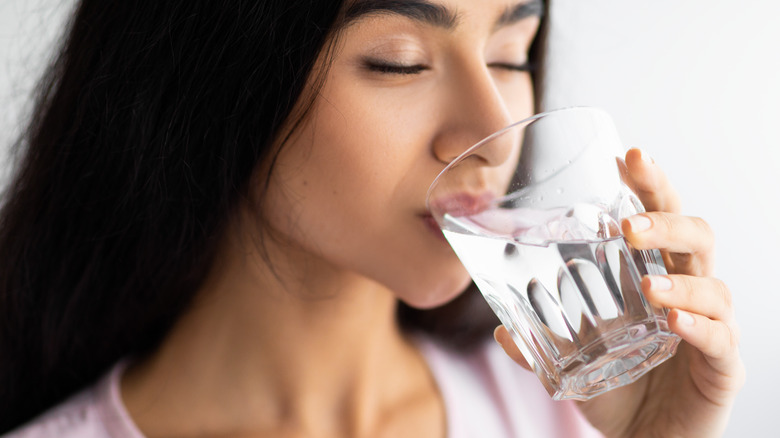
[426,107,680,400]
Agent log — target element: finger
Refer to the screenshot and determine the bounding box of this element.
[622,212,714,255]
[642,275,734,323]
[494,326,532,371]
[623,148,681,214]
[669,309,746,403]
[668,309,740,362]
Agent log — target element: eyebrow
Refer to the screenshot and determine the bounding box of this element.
[496,0,545,28]
[343,0,544,30]
[344,0,458,29]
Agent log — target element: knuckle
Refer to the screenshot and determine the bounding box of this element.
[724,324,740,356]
[713,278,733,310]
[691,216,715,251]
[691,216,713,236]
[674,275,696,303]
[710,321,740,358]
[652,212,675,233]
[709,322,731,357]
[730,323,741,348]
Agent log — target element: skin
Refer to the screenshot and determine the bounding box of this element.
[121,0,744,437]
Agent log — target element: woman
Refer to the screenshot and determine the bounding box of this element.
[0,0,744,436]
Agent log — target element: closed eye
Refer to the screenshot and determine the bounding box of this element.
[488,62,536,73]
[364,60,428,75]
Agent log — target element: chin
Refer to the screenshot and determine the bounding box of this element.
[395,271,474,310]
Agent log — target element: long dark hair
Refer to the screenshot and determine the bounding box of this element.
[0,0,547,432]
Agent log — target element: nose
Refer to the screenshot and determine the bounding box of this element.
[431,62,516,166]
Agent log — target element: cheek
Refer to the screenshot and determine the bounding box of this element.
[497,75,535,122]
[262,117,474,308]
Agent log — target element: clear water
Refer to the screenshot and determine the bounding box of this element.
[442,206,680,400]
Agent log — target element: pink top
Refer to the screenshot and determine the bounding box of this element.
[5,338,603,437]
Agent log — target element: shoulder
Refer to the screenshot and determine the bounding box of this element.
[4,387,107,438]
[3,362,143,438]
[415,336,603,438]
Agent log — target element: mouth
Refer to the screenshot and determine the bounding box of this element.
[427,191,496,218]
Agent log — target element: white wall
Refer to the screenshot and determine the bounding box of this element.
[1,1,777,436]
[0,0,72,183]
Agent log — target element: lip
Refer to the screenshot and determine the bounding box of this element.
[427,191,496,218]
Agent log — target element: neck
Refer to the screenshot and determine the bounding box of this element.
[122,213,442,437]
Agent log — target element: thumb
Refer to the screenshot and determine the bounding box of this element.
[494,325,532,371]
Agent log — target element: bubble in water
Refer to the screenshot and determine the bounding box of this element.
[556,187,564,195]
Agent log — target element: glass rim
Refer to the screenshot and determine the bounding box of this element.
[425,106,609,212]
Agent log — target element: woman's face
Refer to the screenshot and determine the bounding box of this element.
[261,0,541,308]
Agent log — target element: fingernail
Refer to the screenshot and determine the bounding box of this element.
[627,215,652,233]
[677,310,695,327]
[639,148,655,164]
[649,275,673,291]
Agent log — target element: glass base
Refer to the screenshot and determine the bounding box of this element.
[541,322,681,401]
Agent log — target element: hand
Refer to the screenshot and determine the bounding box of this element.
[494,148,745,437]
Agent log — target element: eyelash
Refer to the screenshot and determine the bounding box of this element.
[365,61,535,75]
[488,62,536,73]
[365,61,428,75]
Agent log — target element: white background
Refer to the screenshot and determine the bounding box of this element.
[2,1,778,436]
